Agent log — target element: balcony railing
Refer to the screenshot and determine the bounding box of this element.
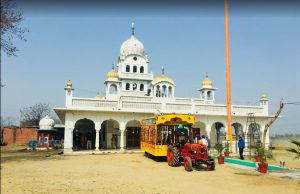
[119,72,153,80]
[70,97,266,116]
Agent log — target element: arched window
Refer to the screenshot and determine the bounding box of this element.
[156,85,160,97]
[168,86,172,97]
[126,83,130,90]
[207,91,212,100]
[140,66,144,73]
[133,66,137,73]
[140,84,144,91]
[109,84,117,94]
[126,65,130,72]
[162,85,167,97]
[133,83,137,91]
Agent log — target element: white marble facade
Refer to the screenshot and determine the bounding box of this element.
[54,24,271,153]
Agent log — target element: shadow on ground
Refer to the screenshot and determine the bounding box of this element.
[1,147,65,163]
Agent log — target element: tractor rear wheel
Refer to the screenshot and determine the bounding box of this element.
[167,146,180,167]
[184,157,193,172]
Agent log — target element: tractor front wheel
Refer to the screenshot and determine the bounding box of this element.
[184,157,193,172]
[207,159,215,171]
[167,146,180,167]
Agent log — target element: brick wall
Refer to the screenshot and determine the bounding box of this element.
[3,127,37,145]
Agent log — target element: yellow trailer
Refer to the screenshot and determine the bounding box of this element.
[140,114,195,156]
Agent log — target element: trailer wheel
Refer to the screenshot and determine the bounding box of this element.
[167,146,180,167]
[184,157,193,172]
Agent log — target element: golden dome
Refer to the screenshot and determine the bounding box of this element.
[201,75,212,87]
[152,74,175,85]
[66,80,73,88]
[261,94,268,100]
[95,93,102,99]
[107,70,119,78]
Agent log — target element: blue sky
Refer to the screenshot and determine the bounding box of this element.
[1,1,300,134]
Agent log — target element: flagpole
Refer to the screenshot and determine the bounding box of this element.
[225,0,233,152]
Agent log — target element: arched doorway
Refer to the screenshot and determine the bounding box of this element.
[73,118,96,151]
[192,121,206,142]
[126,120,141,149]
[210,122,226,146]
[232,122,243,153]
[100,119,120,149]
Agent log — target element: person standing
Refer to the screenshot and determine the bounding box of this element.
[238,136,245,160]
[205,135,211,150]
[201,135,208,146]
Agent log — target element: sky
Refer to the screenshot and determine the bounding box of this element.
[1,0,300,135]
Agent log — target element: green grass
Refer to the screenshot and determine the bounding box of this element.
[224,158,288,171]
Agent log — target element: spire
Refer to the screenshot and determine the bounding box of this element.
[131,22,135,36]
[161,66,165,75]
[112,64,115,70]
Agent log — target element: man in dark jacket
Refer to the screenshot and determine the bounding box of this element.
[238,136,245,160]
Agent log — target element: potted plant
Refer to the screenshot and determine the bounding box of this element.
[215,143,225,164]
[224,141,230,157]
[256,145,272,173]
[252,143,263,162]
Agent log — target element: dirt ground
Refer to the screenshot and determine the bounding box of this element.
[1,146,300,194]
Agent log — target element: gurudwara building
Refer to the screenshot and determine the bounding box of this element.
[54,24,271,154]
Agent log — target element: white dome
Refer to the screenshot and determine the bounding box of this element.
[39,115,55,130]
[120,35,145,57]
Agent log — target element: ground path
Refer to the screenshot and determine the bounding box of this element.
[1,147,299,194]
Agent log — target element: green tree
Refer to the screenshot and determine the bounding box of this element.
[287,139,300,159]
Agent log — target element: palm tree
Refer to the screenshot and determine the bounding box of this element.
[287,139,300,159]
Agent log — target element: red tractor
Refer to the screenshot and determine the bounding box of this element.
[167,127,215,171]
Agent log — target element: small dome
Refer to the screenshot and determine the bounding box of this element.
[261,94,268,101]
[95,93,102,99]
[66,80,73,88]
[39,115,55,130]
[201,75,213,88]
[107,69,119,78]
[120,35,145,57]
[152,74,175,85]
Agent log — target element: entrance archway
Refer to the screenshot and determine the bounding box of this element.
[210,122,226,146]
[232,122,243,153]
[192,121,206,141]
[100,120,120,149]
[126,120,141,149]
[73,118,96,151]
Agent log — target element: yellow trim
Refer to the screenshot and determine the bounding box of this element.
[141,142,168,156]
[156,114,195,125]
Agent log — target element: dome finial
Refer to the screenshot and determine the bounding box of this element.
[161,66,165,75]
[112,64,115,70]
[205,73,208,78]
[131,22,135,36]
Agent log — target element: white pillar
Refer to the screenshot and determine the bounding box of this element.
[206,123,212,137]
[64,127,73,149]
[95,130,99,150]
[119,122,126,151]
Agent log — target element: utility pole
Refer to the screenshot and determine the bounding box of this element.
[225,0,233,151]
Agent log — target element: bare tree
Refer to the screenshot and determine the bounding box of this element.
[20,103,51,127]
[1,0,28,56]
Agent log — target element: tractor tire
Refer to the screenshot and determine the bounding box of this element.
[167,146,180,167]
[207,159,215,171]
[184,157,193,172]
